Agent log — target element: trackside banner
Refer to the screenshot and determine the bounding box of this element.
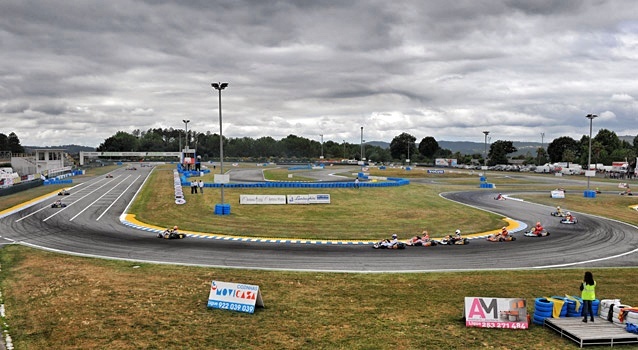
[287,194,331,204]
[207,280,264,314]
[239,195,286,204]
[464,297,528,329]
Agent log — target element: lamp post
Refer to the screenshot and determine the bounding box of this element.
[538,132,545,166]
[586,114,598,191]
[483,131,490,168]
[406,139,411,164]
[319,134,324,159]
[360,127,364,161]
[183,119,190,149]
[212,82,228,205]
[343,140,346,159]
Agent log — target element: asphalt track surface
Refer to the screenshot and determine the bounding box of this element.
[2,166,638,272]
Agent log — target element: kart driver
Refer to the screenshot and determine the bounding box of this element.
[380,234,399,248]
[500,226,510,239]
[565,212,574,222]
[533,222,544,236]
[556,206,564,216]
[54,199,62,206]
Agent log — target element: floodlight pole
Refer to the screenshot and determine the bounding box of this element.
[586,114,598,191]
[483,131,490,167]
[212,82,228,204]
[343,140,346,159]
[360,126,364,161]
[183,119,190,149]
[320,134,324,159]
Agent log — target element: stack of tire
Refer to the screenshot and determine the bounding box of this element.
[174,170,186,205]
[533,297,601,325]
[532,298,554,325]
[599,299,634,325]
[553,296,600,318]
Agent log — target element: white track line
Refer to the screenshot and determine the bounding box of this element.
[96,175,140,221]
[70,175,132,221]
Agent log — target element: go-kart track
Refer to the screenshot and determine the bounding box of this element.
[2,166,638,272]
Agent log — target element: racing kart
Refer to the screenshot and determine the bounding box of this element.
[486,234,516,242]
[550,211,565,217]
[524,229,550,237]
[51,202,67,208]
[106,174,114,178]
[560,217,578,224]
[157,230,186,239]
[405,236,437,247]
[436,236,470,245]
[58,189,70,195]
[373,241,406,249]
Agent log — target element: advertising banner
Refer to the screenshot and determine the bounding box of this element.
[427,169,445,174]
[207,280,264,314]
[239,195,287,205]
[435,158,458,167]
[214,174,230,184]
[550,190,565,198]
[464,297,528,329]
[287,194,331,204]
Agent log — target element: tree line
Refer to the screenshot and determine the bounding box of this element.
[4,127,636,166]
[96,128,638,166]
[0,132,25,154]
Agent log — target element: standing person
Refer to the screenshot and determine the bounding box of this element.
[198,180,204,194]
[580,271,596,323]
[191,179,197,194]
[354,177,360,189]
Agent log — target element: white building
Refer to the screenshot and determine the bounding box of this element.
[11,149,69,177]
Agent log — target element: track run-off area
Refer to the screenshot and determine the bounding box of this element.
[1,165,638,272]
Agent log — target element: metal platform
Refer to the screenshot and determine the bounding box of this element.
[544,317,638,348]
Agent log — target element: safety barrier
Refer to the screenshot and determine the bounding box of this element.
[193,178,409,189]
[44,179,73,185]
[214,203,231,215]
[583,189,597,198]
[533,297,601,325]
[173,164,410,189]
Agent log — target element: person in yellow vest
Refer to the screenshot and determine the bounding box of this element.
[580,271,596,323]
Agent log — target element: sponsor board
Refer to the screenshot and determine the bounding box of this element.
[435,158,458,167]
[551,190,565,198]
[239,195,287,205]
[287,194,331,204]
[207,280,264,314]
[427,169,445,174]
[464,297,528,329]
[214,174,230,184]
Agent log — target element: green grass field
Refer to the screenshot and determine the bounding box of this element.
[1,165,638,349]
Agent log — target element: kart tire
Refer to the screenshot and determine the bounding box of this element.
[164,233,170,239]
[510,237,516,241]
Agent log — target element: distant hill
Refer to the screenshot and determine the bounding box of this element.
[367,136,634,156]
[366,140,540,156]
[24,145,96,154]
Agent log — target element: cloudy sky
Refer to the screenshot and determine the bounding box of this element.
[1,0,637,148]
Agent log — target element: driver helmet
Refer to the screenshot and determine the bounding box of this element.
[502,226,507,230]
[557,206,561,209]
[173,225,178,230]
[455,229,461,235]
[392,234,397,239]
[566,212,571,216]
[536,221,541,226]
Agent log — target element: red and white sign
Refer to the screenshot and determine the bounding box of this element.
[464,297,528,329]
